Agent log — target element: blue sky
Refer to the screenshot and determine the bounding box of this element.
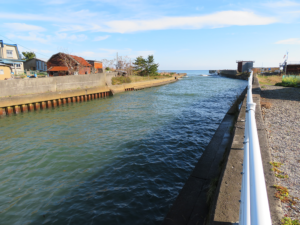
[0,0,300,69]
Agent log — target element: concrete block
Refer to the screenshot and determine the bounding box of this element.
[77,96,81,102]
[57,99,62,106]
[81,96,84,102]
[72,97,76,103]
[62,98,67,104]
[67,98,71,103]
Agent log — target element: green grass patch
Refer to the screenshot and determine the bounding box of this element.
[281,217,300,225]
[112,76,131,85]
[277,76,300,88]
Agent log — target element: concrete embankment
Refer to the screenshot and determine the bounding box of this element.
[163,75,281,224]
[207,75,282,224]
[219,70,249,81]
[162,87,247,225]
[0,73,185,116]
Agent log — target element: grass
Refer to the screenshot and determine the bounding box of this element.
[276,76,300,88]
[257,74,283,86]
[270,162,289,179]
[111,76,131,85]
[281,217,300,225]
[111,74,172,85]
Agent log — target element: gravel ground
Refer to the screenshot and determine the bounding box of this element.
[261,85,300,221]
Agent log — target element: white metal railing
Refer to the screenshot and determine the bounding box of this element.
[239,71,272,225]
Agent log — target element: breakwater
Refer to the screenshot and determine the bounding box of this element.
[0,71,247,224]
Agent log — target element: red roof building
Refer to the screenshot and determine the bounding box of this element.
[87,60,103,73]
[47,53,92,76]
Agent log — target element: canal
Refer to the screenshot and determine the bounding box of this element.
[0,71,246,225]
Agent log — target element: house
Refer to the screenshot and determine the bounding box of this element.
[0,63,12,80]
[24,58,47,71]
[0,40,25,75]
[236,60,255,73]
[86,60,103,73]
[47,53,92,76]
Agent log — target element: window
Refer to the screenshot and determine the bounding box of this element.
[0,69,4,75]
[15,63,21,68]
[6,50,13,58]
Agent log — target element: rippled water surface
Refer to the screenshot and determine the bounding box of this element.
[0,71,246,225]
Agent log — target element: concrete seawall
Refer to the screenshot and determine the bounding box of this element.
[0,72,118,98]
[162,87,247,225]
[0,74,184,117]
[207,75,282,224]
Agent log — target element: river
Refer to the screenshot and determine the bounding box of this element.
[0,70,246,225]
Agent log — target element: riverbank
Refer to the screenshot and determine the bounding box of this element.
[209,74,282,225]
[0,74,184,116]
[162,87,247,225]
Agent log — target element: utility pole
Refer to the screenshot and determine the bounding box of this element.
[116,52,118,70]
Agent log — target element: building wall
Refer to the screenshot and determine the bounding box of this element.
[0,72,115,97]
[11,62,24,75]
[24,59,36,70]
[0,66,12,80]
[2,45,19,60]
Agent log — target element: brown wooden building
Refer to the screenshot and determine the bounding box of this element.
[47,53,92,76]
[286,63,300,74]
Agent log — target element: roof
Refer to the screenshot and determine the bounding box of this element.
[26,58,47,63]
[48,66,68,71]
[0,63,11,67]
[69,55,92,67]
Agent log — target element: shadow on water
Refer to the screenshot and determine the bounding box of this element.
[0,74,247,225]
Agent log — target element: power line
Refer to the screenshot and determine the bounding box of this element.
[0,34,51,58]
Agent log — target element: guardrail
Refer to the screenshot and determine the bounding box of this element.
[238,71,272,225]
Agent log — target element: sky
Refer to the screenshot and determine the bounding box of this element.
[0,0,300,69]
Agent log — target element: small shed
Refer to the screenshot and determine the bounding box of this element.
[24,58,47,71]
[86,60,103,73]
[0,63,12,80]
[236,61,255,73]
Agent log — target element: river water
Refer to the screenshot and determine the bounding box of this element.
[0,70,246,225]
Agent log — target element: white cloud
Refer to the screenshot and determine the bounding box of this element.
[276,38,300,44]
[3,23,46,32]
[94,35,110,41]
[101,10,277,33]
[263,0,300,8]
[7,33,51,44]
[0,10,277,34]
[55,33,88,41]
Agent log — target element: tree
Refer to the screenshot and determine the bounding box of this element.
[133,55,159,76]
[22,51,36,60]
